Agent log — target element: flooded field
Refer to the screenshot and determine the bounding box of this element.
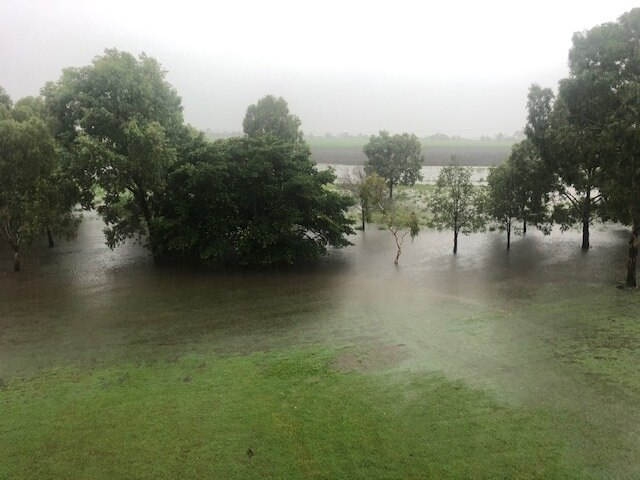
[1,213,639,477]
[321,164,492,184]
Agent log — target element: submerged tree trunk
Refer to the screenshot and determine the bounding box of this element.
[12,243,20,272]
[582,191,591,250]
[506,221,511,250]
[582,220,590,250]
[626,229,638,288]
[453,230,458,254]
[46,227,55,248]
[523,218,527,235]
[361,207,366,231]
[388,182,394,199]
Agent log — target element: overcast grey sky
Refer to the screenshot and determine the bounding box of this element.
[1,1,637,137]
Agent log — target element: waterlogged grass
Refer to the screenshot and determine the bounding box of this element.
[3,215,640,478]
[1,348,578,479]
[519,288,640,396]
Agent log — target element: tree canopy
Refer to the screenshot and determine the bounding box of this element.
[155,135,354,265]
[242,95,303,144]
[530,8,640,284]
[43,49,185,254]
[363,131,423,198]
[429,162,485,253]
[0,97,80,270]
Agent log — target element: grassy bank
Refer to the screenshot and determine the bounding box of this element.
[2,348,578,479]
[2,287,640,478]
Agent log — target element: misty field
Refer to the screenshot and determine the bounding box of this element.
[2,211,640,479]
[306,136,515,166]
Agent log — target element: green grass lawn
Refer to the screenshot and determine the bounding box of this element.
[2,348,578,479]
[3,287,640,478]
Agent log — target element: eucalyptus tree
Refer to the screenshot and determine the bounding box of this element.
[486,162,519,250]
[507,139,553,234]
[526,84,604,250]
[363,131,423,199]
[429,162,485,253]
[558,8,640,285]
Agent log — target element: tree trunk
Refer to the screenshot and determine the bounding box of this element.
[135,186,159,258]
[581,220,590,250]
[626,229,638,288]
[453,230,458,254]
[361,207,366,231]
[523,218,527,235]
[507,221,511,250]
[389,182,394,199]
[394,246,401,265]
[47,227,55,248]
[582,191,590,250]
[12,243,20,272]
[392,229,402,265]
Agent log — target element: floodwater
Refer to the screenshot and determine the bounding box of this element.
[1,212,639,474]
[318,164,491,184]
[0,212,630,379]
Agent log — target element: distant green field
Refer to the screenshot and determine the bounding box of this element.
[305,136,515,166]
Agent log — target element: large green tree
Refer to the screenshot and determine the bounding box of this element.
[486,162,519,250]
[429,162,485,253]
[154,135,354,265]
[527,84,605,250]
[363,131,423,199]
[242,95,303,144]
[558,8,640,285]
[43,49,185,254]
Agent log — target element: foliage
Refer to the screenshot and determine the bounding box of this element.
[527,84,605,249]
[379,204,420,265]
[554,8,640,283]
[154,135,354,265]
[341,169,387,230]
[486,162,519,249]
[243,95,303,144]
[363,131,423,198]
[0,86,11,120]
[43,49,185,253]
[0,89,81,270]
[429,162,485,253]
[0,118,54,269]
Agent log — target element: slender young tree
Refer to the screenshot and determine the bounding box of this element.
[342,169,386,231]
[429,161,485,253]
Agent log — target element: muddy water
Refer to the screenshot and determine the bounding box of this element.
[319,164,492,184]
[0,212,628,378]
[0,213,638,471]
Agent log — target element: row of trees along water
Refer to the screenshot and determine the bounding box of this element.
[1,9,639,286]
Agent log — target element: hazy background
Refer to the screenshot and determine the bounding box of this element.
[1,0,637,137]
